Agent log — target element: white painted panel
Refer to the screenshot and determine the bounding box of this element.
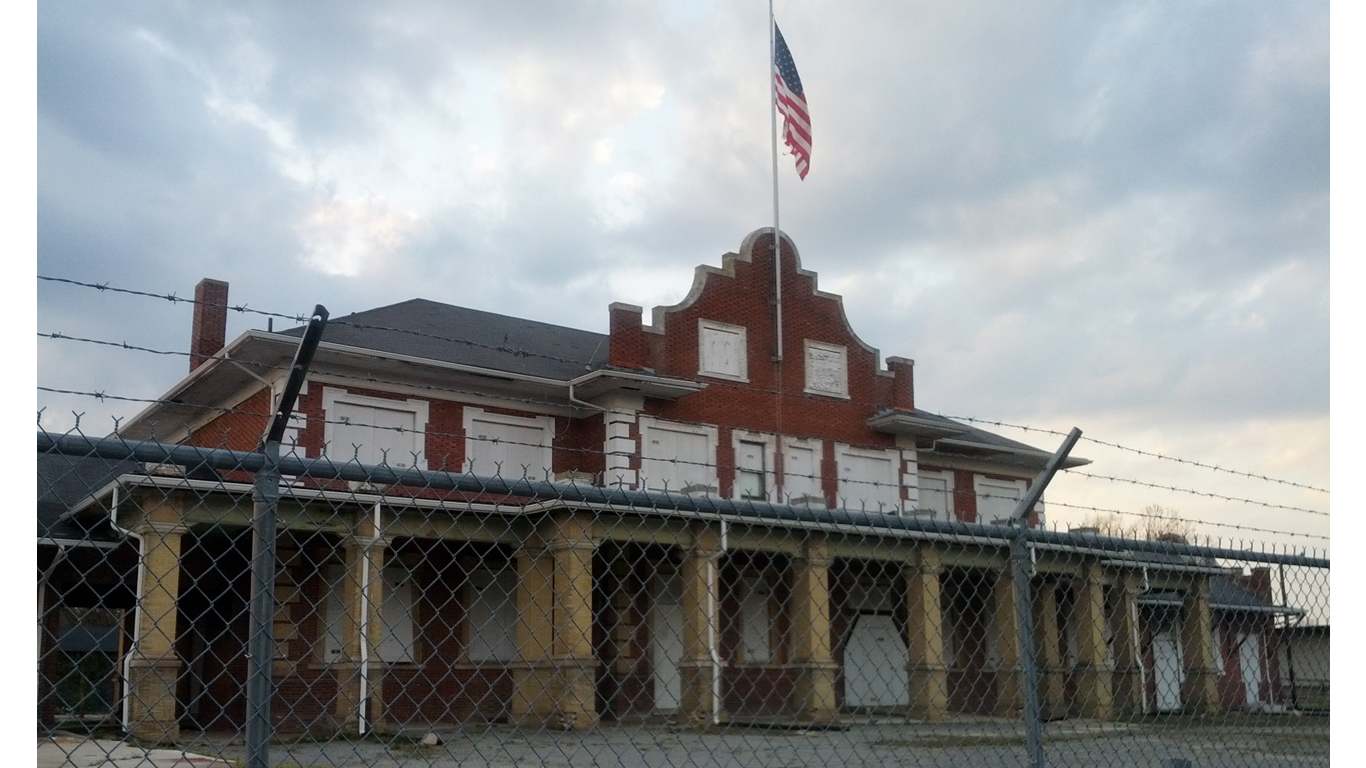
[783,441,821,501]
[643,425,713,492]
[844,614,909,707]
[466,568,519,662]
[917,474,950,519]
[838,449,899,513]
[699,321,747,380]
[976,478,1025,523]
[332,403,420,467]
[739,576,772,663]
[1153,630,1184,712]
[467,416,551,480]
[651,573,684,711]
[379,564,416,663]
[1239,632,1265,706]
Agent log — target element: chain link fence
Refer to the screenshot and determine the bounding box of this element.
[38,429,1328,768]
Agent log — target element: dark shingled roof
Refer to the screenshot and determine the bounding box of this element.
[283,299,611,381]
[38,453,138,541]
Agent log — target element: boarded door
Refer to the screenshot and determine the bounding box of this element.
[1153,630,1184,712]
[651,573,684,711]
[844,614,909,707]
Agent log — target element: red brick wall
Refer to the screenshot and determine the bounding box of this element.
[639,236,896,449]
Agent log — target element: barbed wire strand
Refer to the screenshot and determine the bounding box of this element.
[40,276,1329,495]
[40,331,1332,520]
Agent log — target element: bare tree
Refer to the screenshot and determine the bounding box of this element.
[1076,504,1195,541]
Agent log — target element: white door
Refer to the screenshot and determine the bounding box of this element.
[1153,630,1184,712]
[651,573,684,711]
[1238,632,1265,706]
[844,614,910,708]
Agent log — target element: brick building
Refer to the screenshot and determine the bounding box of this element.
[38,229,1282,738]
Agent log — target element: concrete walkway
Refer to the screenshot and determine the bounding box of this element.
[38,734,233,768]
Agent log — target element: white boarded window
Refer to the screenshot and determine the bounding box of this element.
[804,340,848,398]
[836,444,901,514]
[739,574,772,663]
[321,561,417,664]
[323,388,429,469]
[640,417,718,494]
[916,471,953,519]
[698,320,747,381]
[465,567,518,662]
[781,437,824,504]
[464,407,554,481]
[975,477,1027,524]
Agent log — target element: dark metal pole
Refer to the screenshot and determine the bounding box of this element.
[245,440,280,768]
[1009,427,1082,768]
[1013,530,1044,768]
[244,306,328,768]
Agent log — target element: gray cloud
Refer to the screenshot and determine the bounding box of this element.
[37,0,1328,538]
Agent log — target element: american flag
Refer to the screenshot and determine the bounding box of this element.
[773,24,811,180]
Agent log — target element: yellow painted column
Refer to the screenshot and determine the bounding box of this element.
[679,525,724,726]
[333,534,387,733]
[511,544,554,724]
[126,518,187,743]
[1074,563,1114,719]
[905,546,948,720]
[514,513,598,730]
[790,538,839,723]
[1181,576,1220,714]
[1109,572,1144,717]
[991,568,1023,716]
[1034,579,1067,720]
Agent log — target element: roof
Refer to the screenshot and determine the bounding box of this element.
[281,299,611,382]
[38,453,138,542]
[870,408,1090,469]
[1136,575,1298,615]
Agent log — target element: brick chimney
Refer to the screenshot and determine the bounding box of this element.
[608,303,646,369]
[887,356,915,411]
[190,278,229,372]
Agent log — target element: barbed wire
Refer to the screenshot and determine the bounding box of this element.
[40,275,1329,496]
[39,332,1333,525]
[935,413,1330,495]
[36,386,1329,542]
[1069,470,1327,517]
[1043,499,1328,541]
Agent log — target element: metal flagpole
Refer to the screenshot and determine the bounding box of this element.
[769,0,783,363]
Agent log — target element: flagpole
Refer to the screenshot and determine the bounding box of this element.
[769,0,783,363]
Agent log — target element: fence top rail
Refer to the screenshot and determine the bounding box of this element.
[38,430,1329,569]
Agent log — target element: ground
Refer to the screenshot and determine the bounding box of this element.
[43,714,1328,768]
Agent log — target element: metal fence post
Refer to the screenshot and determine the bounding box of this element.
[245,440,281,768]
[1013,528,1044,768]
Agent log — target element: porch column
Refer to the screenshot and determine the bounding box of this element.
[513,514,598,729]
[1109,572,1144,716]
[790,538,839,723]
[1181,576,1220,714]
[1074,563,1114,719]
[679,524,724,726]
[511,544,554,724]
[333,535,387,733]
[905,546,948,720]
[991,568,1023,716]
[1034,579,1066,720]
[126,519,187,743]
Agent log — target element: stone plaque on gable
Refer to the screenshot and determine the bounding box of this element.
[698,320,747,381]
[804,340,848,397]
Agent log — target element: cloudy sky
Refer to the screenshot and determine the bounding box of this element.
[34,1,1330,548]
